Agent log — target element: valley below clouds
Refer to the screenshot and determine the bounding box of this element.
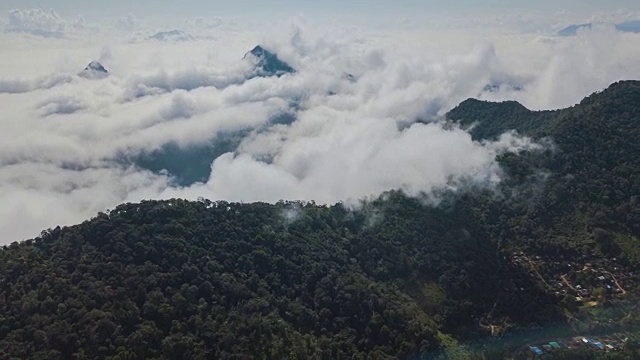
[1,9,640,243]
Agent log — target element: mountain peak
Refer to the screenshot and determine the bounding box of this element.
[248,45,268,57]
[244,45,295,77]
[79,61,108,79]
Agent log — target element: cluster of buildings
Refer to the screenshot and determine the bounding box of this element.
[517,333,632,358]
[509,252,637,304]
[505,251,639,358]
[528,341,562,356]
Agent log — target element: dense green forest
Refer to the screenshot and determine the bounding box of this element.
[1,81,640,359]
[449,80,640,258]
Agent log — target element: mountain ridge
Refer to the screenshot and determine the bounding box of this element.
[558,20,640,36]
[2,80,640,359]
[447,80,640,140]
[148,30,194,42]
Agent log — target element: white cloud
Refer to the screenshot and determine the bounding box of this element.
[38,95,87,116]
[184,124,537,204]
[1,17,640,243]
[5,8,66,37]
[192,17,224,29]
[498,27,640,109]
[0,163,170,243]
[116,14,141,32]
[0,73,74,94]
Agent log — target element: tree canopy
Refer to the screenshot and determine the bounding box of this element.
[2,80,640,359]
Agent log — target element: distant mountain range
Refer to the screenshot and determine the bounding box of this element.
[148,30,194,42]
[558,20,640,36]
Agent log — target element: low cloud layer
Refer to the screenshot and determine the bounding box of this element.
[1,12,640,243]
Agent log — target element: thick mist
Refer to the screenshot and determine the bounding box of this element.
[1,9,640,243]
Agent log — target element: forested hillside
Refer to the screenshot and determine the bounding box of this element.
[0,195,561,359]
[449,80,640,261]
[1,81,640,359]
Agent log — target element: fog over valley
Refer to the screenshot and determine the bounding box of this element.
[1,7,640,243]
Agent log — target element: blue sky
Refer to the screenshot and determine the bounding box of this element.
[1,0,639,20]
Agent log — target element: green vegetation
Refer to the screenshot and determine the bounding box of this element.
[449,81,640,264]
[613,234,640,266]
[0,195,560,359]
[1,80,640,359]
